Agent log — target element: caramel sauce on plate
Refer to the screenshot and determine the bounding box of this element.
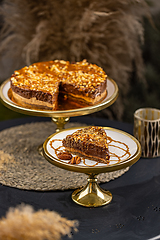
[49,137,131,167]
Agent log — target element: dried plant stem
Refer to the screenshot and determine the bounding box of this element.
[0,204,78,240]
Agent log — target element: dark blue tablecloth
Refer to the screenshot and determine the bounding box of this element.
[0,116,160,240]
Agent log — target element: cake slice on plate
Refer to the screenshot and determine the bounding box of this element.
[62,126,110,164]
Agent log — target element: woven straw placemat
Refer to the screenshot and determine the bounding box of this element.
[0,121,129,191]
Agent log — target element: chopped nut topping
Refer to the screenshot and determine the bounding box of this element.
[66,126,108,147]
[10,60,107,97]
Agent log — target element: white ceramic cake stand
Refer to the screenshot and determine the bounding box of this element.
[43,126,141,207]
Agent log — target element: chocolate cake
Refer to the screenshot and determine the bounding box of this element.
[62,126,110,163]
[10,60,107,110]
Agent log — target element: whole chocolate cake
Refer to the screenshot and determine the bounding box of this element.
[10,60,107,110]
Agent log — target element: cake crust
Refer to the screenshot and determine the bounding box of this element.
[62,126,110,164]
[10,60,107,110]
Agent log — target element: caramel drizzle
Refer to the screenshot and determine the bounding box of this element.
[49,137,131,166]
[107,136,131,162]
[82,158,99,167]
[49,139,64,157]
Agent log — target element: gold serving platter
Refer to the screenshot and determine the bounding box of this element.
[0,78,118,131]
[43,126,141,207]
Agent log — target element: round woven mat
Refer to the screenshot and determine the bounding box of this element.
[0,121,129,191]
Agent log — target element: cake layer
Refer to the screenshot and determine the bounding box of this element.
[62,126,110,164]
[59,81,107,105]
[11,90,55,110]
[10,60,107,110]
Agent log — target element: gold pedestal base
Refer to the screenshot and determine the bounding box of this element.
[72,175,112,207]
[52,117,70,132]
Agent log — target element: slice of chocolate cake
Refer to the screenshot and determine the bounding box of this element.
[10,61,60,110]
[62,126,110,164]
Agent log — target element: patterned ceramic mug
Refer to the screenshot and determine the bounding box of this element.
[134,108,160,158]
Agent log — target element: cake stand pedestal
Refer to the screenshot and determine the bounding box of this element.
[72,173,112,207]
[43,126,141,207]
[51,117,70,132]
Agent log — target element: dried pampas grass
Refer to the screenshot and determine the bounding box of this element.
[0,0,150,119]
[0,204,78,240]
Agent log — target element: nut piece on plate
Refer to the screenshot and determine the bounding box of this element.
[57,151,72,160]
[69,156,82,165]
